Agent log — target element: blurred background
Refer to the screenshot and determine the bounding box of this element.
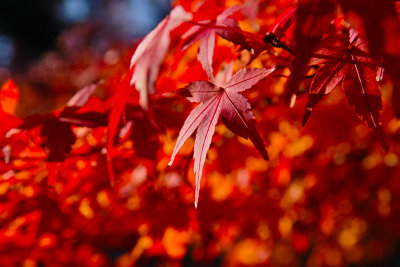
[0,0,171,70]
[0,0,171,116]
[2,1,400,266]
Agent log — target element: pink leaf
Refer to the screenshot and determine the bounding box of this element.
[130,5,192,108]
[169,67,274,207]
[193,94,223,208]
[198,31,216,82]
[168,97,220,166]
[66,83,98,107]
[177,81,220,103]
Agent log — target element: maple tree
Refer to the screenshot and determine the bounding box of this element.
[1,0,400,266]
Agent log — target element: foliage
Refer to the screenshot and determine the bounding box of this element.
[1,0,400,266]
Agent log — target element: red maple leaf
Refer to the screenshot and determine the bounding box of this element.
[337,0,400,117]
[18,83,105,162]
[282,0,335,103]
[168,67,274,207]
[303,29,387,149]
[181,0,263,81]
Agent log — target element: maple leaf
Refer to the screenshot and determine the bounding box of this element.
[130,5,192,108]
[168,67,274,207]
[181,0,260,81]
[303,29,387,149]
[284,0,335,104]
[18,83,104,162]
[18,114,76,162]
[337,0,400,117]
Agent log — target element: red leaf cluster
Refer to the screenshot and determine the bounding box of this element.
[1,0,400,266]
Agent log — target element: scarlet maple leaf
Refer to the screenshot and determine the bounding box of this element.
[168,67,274,207]
[18,83,104,162]
[130,5,192,108]
[303,29,387,149]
